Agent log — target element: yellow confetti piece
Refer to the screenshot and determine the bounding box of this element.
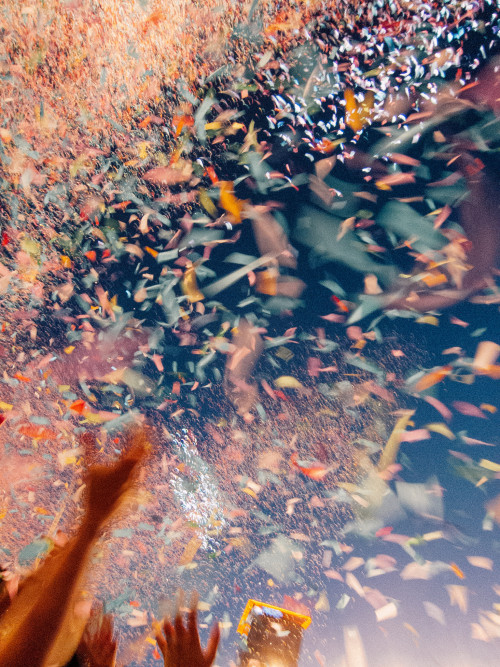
[378,410,415,471]
[199,188,217,216]
[480,404,497,414]
[426,423,456,439]
[275,376,303,389]
[375,181,392,191]
[145,637,157,647]
[181,266,205,302]
[479,459,500,473]
[0,401,13,411]
[267,579,275,587]
[242,487,258,500]
[422,531,444,542]
[416,315,439,326]
[275,346,294,362]
[315,591,330,612]
[64,345,75,354]
[20,237,41,259]
[136,141,150,160]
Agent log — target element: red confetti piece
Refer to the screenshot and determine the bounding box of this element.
[70,399,87,415]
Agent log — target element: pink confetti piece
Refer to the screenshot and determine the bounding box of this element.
[452,401,487,419]
[399,429,431,442]
[424,396,453,422]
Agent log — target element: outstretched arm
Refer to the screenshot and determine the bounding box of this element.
[0,428,147,667]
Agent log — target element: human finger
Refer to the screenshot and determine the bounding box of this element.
[164,618,177,648]
[204,621,221,666]
[153,619,169,660]
[187,591,199,636]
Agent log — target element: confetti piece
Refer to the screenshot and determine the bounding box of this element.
[18,424,58,440]
[452,402,486,419]
[447,585,468,613]
[378,411,415,471]
[467,556,493,571]
[375,602,398,623]
[275,376,303,389]
[424,396,452,422]
[450,563,465,580]
[426,423,455,440]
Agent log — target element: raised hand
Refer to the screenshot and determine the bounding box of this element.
[155,592,220,667]
[82,426,149,528]
[77,610,118,667]
[0,426,148,667]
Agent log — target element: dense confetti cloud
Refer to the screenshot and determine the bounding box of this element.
[1,0,500,665]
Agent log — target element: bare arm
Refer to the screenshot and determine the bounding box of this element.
[0,428,147,667]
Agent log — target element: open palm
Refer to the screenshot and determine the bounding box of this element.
[155,599,220,667]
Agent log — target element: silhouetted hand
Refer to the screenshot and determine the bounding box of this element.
[77,610,118,667]
[82,426,148,527]
[155,593,220,667]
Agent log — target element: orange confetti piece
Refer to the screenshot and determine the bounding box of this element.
[450,563,465,579]
[60,255,72,268]
[205,165,219,184]
[219,181,247,223]
[173,114,194,137]
[112,200,132,211]
[84,250,97,262]
[14,372,31,383]
[290,452,330,481]
[138,115,152,129]
[178,536,202,565]
[255,269,277,296]
[344,88,374,132]
[18,424,58,440]
[414,365,452,392]
[421,272,447,287]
